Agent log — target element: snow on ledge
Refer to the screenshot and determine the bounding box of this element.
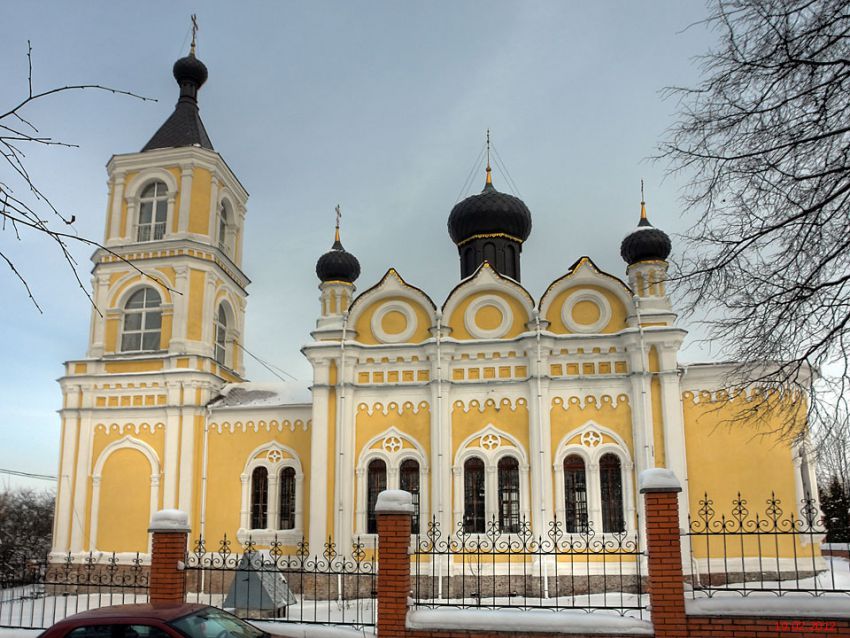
[406,609,654,635]
[638,468,681,493]
[249,621,375,638]
[375,489,414,514]
[686,594,850,618]
[823,543,850,551]
[149,509,190,531]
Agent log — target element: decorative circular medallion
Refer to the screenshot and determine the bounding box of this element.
[464,294,512,339]
[383,435,402,453]
[371,300,417,343]
[580,431,602,448]
[267,449,283,463]
[562,289,612,334]
[481,433,501,450]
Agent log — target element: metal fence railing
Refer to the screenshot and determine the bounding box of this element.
[185,535,376,628]
[686,492,849,599]
[0,553,148,629]
[412,516,646,617]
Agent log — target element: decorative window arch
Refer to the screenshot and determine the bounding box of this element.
[89,435,161,551]
[124,170,178,244]
[553,421,635,535]
[238,443,304,543]
[355,427,428,535]
[453,425,530,534]
[120,287,162,352]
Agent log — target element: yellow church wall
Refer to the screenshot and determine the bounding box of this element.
[104,360,165,373]
[544,285,628,335]
[95,448,154,552]
[188,167,213,236]
[682,392,806,559]
[353,295,432,345]
[549,395,633,456]
[90,425,165,474]
[447,291,529,340]
[202,420,313,547]
[187,269,207,341]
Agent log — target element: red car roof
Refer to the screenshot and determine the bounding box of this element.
[53,603,210,624]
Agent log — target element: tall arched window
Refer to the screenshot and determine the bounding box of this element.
[463,457,486,533]
[121,288,162,352]
[399,459,420,534]
[563,455,588,533]
[600,453,624,533]
[483,242,497,268]
[504,244,517,279]
[214,304,228,365]
[498,456,521,533]
[366,459,387,534]
[137,181,168,242]
[218,202,230,252]
[279,467,296,530]
[250,467,268,530]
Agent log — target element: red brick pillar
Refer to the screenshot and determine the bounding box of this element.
[376,490,413,638]
[148,509,190,605]
[640,469,687,638]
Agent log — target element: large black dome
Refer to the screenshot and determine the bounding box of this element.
[316,238,361,283]
[173,52,209,88]
[448,181,532,246]
[620,217,672,265]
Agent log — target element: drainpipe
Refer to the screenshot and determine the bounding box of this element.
[533,309,549,599]
[435,310,444,601]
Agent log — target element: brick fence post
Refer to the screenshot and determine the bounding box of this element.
[148,509,190,604]
[376,490,413,638]
[640,469,687,638]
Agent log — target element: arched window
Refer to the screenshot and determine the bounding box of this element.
[563,455,588,533]
[399,459,420,534]
[250,467,268,530]
[483,242,497,268]
[137,181,168,242]
[366,459,387,534]
[463,457,486,533]
[121,288,162,352]
[279,467,296,530]
[218,201,230,252]
[214,304,228,365]
[504,244,517,279]
[600,453,624,533]
[497,456,520,533]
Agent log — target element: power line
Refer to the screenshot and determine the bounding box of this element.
[0,468,57,481]
[233,339,301,382]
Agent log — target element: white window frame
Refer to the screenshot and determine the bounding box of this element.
[214,302,230,366]
[237,443,304,544]
[136,180,170,243]
[355,428,429,537]
[451,425,530,535]
[120,287,163,353]
[553,423,636,537]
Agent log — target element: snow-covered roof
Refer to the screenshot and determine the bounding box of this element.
[208,381,312,409]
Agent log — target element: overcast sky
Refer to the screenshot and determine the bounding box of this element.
[0,1,717,490]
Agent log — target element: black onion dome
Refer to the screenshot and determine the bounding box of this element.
[448,181,532,245]
[173,52,209,87]
[316,238,361,283]
[620,216,672,265]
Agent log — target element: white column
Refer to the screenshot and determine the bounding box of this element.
[69,412,94,552]
[107,173,125,245]
[170,265,189,353]
[308,362,330,553]
[178,164,194,235]
[53,414,79,553]
[162,404,181,509]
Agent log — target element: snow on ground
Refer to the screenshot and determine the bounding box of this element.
[407,608,653,634]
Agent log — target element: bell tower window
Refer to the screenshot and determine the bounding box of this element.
[214,304,228,365]
[120,288,162,352]
[137,181,168,242]
[218,201,231,253]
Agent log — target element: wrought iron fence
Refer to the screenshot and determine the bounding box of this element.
[0,553,148,629]
[686,492,850,598]
[184,535,376,628]
[412,516,646,617]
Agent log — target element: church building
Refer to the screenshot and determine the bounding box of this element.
[51,47,816,562]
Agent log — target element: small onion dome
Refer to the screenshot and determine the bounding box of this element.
[173,51,208,88]
[620,203,672,265]
[448,174,532,246]
[316,236,361,283]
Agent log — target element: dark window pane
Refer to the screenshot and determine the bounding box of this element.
[600,453,625,533]
[126,290,145,309]
[279,467,296,530]
[121,333,141,352]
[138,202,152,224]
[250,467,268,529]
[155,200,167,223]
[367,459,387,534]
[124,312,142,331]
[463,457,485,533]
[142,331,160,351]
[399,459,420,534]
[145,310,162,330]
[563,455,588,533]
[498,456,520,533]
